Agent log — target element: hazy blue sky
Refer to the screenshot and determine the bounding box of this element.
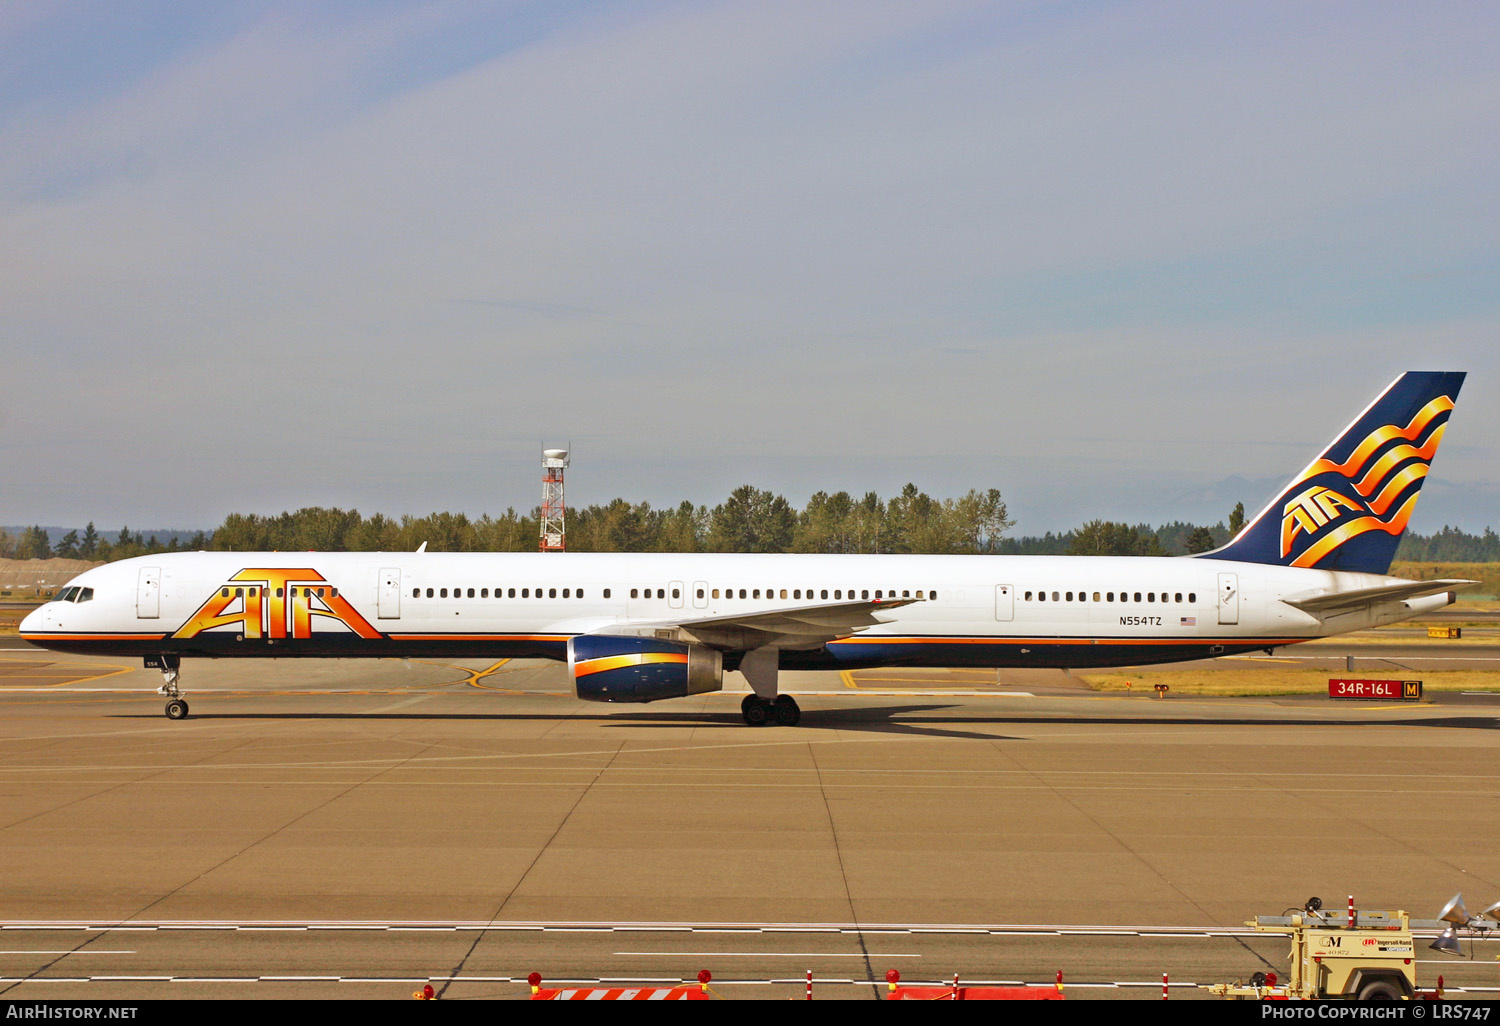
[3,1,1497,534]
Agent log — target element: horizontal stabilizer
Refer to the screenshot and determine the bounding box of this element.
[1282,578,1477,615]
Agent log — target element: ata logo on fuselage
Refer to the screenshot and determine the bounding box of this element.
[1281,485,1365,558]
[172,569,382,640]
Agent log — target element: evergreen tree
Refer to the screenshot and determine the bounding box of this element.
[16,526,52,560]
[55,530,81,559]
[1228,502,1246,535]
[708,486,796,552]
[1186,526,1217,553]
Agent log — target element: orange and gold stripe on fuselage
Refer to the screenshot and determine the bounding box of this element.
[21,630,1304,670]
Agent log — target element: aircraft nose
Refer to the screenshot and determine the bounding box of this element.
[19,606,48,634]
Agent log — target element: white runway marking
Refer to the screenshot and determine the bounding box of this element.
[612,951,922,958]
[0,917,1460,939]
[0,974,1491,993]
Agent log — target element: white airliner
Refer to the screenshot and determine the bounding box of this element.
[22,371,1473,725]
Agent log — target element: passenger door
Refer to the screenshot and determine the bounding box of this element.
[137,567,161,619]
[1217,573,1239,625]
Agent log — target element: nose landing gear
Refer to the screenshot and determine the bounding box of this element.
[147,654,189,720]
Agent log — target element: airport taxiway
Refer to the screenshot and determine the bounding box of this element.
[1,647,1499,999]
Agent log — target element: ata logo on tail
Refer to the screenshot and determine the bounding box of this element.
[1201,372,1463,575]
[173,569,382,640]
[1277,396,1453,568]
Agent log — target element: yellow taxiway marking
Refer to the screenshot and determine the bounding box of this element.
[850,676,1007,684]
[0,662,137,688]
[411,659,515,691]
[840,670,860,690]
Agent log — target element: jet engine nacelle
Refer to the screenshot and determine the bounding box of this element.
[568,634,724,703]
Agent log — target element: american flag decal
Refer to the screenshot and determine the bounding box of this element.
[1180,616,1196,626]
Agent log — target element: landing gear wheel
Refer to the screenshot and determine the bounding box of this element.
[742,697,769,726]
[772,695,801,726]
[165,699,189,720]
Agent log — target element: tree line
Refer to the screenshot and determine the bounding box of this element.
[5,492,1496,560]
[203,484,1016,555]
[0,524,209,562]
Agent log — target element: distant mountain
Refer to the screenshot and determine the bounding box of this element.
[1158,476,1497,534]
[1160,476,1283,527]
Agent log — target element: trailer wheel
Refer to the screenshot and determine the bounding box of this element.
[1356,979,1402,1001]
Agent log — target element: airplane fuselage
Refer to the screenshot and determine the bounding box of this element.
[21,550,1449,670]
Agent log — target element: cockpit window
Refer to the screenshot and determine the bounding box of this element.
[55,587,79,603]
[77,588,94,603]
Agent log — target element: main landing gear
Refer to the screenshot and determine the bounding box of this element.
[740,694,800,727]
[152,654,189,720]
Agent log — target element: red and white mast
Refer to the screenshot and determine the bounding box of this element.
[539,447,569,552]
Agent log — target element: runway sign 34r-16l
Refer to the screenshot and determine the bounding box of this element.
[1327,679,1422,700]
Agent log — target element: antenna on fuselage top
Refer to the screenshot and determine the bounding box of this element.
[416,541,427,553]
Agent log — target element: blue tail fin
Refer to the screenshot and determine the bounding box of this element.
[1198,371,1465,574]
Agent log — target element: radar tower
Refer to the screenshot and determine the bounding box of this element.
[540,447,569,552]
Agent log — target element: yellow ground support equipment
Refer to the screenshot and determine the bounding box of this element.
[1209,904,1443,1000]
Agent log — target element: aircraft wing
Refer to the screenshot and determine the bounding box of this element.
[593,596,922,651]
[1281,579,1477,615]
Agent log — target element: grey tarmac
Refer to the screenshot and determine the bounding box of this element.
[1,649,1498,1000]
